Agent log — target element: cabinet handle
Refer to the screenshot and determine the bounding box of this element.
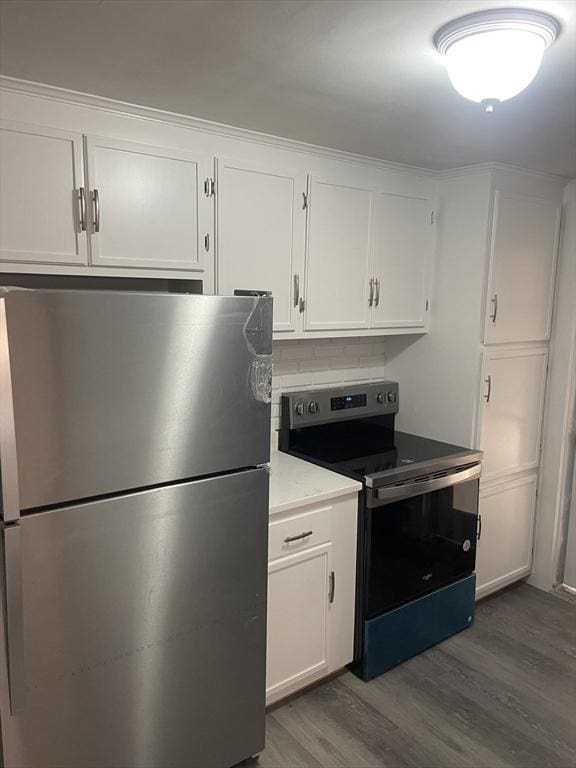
[489,294,498,324]
[375,278,380,308]
[477,513,482,541]
[204,233,210,252]
[368,278,374,307]
[92,188,100,233]
[293,274,299,308]
[299,297,305,314]
[483,375,492,403]
[78,187,87,232]
[284,529,313,544]
[329,570,335,604]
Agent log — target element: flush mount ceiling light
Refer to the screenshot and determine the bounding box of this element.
[434,8,559,112]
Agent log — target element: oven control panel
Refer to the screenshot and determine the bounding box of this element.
[280,381,399,429]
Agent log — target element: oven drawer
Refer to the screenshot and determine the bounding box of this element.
[268,505,332,562]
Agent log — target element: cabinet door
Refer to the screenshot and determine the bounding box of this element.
[371,192,432,328]
[484,192,561,344]
[476,474,537,598]
[0,121,88,265]
[216,158,306,333]
[479,348,548,481]
[85,136,212,273]
[266,544,332,703]
[304,176,374,331]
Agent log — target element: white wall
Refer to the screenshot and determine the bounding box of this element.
[529,180,576,592]
[271,338,387,439]
[384,173,492,446]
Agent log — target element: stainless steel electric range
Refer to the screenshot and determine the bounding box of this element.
[279,381,483,680]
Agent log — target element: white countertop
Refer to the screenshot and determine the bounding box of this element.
[268,449,362,516]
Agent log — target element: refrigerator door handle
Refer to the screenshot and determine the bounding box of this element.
[4,525,25,715]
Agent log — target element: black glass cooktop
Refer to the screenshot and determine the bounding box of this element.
[336,431,470,480]
[284,417,473,483]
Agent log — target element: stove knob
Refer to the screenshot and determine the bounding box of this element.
[295,402,305,416]
[308,401,320,414]
[376,393,384,404]
[387,391,397,404]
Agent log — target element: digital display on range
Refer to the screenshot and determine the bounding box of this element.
[331,394,367,411]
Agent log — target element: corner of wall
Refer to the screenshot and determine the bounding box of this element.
[529,179,576,592]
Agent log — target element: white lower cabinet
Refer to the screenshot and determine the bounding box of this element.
[266,494,358,705]
[267,544,332,701]
[476,474,537,599]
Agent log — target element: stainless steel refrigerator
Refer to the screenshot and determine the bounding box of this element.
[0,287,273,768]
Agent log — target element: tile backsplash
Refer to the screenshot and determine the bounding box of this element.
[271,338,387,437]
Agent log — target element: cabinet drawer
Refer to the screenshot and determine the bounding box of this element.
[269,506,332,562]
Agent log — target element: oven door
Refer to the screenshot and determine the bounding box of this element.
[365,464,481,617]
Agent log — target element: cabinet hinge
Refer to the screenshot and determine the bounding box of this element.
[430,210,435,225]
[302,192,308,210]
[204,177,215,197]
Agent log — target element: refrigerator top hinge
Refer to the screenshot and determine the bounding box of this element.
[204,177,216,197]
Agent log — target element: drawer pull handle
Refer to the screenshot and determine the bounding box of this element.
[284,530,313,543]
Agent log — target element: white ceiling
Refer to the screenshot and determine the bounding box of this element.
[1,0,575,176]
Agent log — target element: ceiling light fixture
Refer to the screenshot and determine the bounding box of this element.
[434,8,559,112]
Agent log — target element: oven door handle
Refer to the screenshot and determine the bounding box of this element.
[372,464,481,505]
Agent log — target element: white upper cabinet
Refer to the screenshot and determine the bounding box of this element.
[85,136,213,273]
[479,347,548,481]
[0,121,88,265]
[484,192,561,344]
[216,158,306,333]
[371,192,431,328]
[304,175,374,331]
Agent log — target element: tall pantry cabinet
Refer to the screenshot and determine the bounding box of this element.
[385,168,563,599]
[475,174,560,598]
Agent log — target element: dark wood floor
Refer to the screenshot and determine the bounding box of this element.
[260,583,576,768]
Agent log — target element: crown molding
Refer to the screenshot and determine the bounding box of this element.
[435,161,568,184]
[0,76,569,185]
[0,76,436,177]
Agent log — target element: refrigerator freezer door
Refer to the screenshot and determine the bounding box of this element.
[1,289,272,512]
[0,468,268,768]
